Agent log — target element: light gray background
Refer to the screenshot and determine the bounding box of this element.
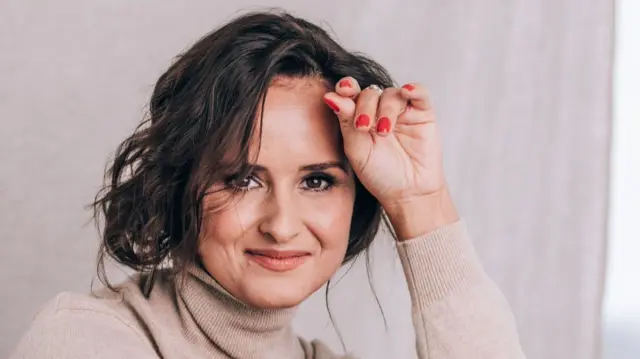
[0,1,614,358]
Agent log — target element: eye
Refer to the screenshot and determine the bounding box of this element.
[301,174,335,192]
[228,175,262,191]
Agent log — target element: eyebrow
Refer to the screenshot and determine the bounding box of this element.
[250,161,349,173]
[300,161,348,172]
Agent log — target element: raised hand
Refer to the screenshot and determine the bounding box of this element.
[323,77,458,239]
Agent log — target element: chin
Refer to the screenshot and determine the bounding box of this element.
[240,278,319,309]
[245,287,309,309]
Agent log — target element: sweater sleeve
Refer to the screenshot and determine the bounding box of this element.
[396,221,526,359]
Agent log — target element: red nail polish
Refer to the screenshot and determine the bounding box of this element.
[402,84,415,91]
[355,114,370,128]
[339,79,352,88]
[376,117,391,133]
[323,98,340,112]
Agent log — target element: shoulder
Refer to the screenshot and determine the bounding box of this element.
[46,289,149,334]
[9,290,157,359]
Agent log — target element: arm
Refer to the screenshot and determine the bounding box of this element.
[325,78,525,358]
[386,190,526,359]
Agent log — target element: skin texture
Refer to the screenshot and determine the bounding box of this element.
[199,77,356,309]
[198,75,459,309]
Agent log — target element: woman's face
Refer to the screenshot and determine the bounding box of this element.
[198,77,356,309]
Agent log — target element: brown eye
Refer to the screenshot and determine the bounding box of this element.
[301,174,335,192]
[228,175,261,191]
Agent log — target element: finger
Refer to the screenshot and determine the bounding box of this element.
[323,92,373,168]
[375,88,407,136]
[335,76,361,99]
[323,92,356,130]
[399,83,432,112]
[353,85,383,132]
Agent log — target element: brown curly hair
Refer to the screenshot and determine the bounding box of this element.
[92,10,395,296]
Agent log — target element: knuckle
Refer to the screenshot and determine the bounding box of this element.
[382,87,396,95]
[378,104,397,115]
[357,92,378,106]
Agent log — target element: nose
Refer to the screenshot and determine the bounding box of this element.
[258,189,302,243]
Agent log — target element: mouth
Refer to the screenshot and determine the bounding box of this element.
[244,249,312,272]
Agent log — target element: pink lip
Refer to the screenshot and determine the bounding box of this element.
[245,249,311,272]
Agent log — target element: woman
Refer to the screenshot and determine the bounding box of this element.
[11,11,525,359]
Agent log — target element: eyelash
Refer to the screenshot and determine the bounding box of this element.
[301,173,336,192]
[227,172,337,193]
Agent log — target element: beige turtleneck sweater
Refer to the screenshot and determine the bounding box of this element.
[10,222,526,358]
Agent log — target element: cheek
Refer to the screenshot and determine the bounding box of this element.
[199,194,263,256]
[303,187,355,252]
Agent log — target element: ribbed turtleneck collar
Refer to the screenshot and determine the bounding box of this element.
[175,263,304,359]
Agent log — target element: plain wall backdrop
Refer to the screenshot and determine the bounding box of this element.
[0,1,614,358]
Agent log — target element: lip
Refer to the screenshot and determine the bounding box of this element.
[245,249,311,272]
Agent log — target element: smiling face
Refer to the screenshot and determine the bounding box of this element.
[198,77,356,309]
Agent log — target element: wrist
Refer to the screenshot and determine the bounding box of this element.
[382,188,459,241]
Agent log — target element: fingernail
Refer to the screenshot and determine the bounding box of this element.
[376,117,391,133]
[402,84,415,91]
[339,79,352,88]
[323,97,340,112]
[355,114,370,128]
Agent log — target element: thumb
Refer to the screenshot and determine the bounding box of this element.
[322,92,373,169]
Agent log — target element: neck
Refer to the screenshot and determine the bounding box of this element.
[176,263,303,358]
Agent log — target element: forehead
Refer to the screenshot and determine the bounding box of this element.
[252,77,343,167]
